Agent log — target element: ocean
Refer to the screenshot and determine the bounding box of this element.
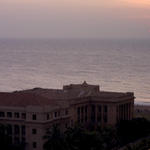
[0,38,150,104]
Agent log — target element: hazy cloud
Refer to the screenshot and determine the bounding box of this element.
[0,0,150,38]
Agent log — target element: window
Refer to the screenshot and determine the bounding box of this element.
[65,123,68,128]
[22,137,26,144]
[97,105,102,122]
[32,114,36,120]
[21,113,26,119]
[14,112,20,118]
[77,107,80,123]
[0,112,5,117]
[91,105,95,123]
[65,109,68,115]
[81,107,84,113]
[58,111,60,117]
[98,106,101,112]
[47,114,49,120]
[103,105,108,123]
[54,112,57,118]
[22,125,26,135]
[85,116,87,122]
[33,142,37,148]
[81,106,84,123]
[50,113,53,119]
[71,120,73,126]
[92,105,95,112]
[0,125,5,134]
[104,105,108,113]
[77,107,80,114]
[97,114,101,122]
[14,137,20,145]
[7,112,12,118]
[85,106,88,122]
[8,136,12,145]
[14,125,20,135]
[85,106,87,113]
[104,115,108,123]
[32,129,37,134]
[7,124,12,135]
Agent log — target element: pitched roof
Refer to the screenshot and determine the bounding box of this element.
[0,92,59,107]
[0,82,134,107]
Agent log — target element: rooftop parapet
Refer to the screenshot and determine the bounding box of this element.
[63,81,100,93]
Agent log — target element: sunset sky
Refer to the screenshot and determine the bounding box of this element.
[0,0,150,38]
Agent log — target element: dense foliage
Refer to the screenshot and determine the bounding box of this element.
[124,138,150,150]
[117,118,150,145]
[0,124,25,150]
[44,118,150,150]
[44,124,119,150]
[1,118,150,150]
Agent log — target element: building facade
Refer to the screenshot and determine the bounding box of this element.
[0,82,134,150]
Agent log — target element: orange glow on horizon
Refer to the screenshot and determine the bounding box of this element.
[1,0,150,7]
[122,0,150,6]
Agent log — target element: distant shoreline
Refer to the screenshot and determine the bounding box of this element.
[135,101,150,106]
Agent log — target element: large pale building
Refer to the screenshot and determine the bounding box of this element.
[0,82,134,150]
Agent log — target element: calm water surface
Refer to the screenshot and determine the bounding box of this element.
[0,39,150,103]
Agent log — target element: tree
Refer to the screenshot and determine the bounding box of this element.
[65,125,105,150]
[117,118,150,145]
[43,124,67,150]
[99,126,119,150]
[0,124,26,150]
[0,124,10,149]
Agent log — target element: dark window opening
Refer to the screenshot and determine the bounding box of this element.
[103,115,107,123]
[47,114,49,120]
[85,116,87,122]
[77,107,80,114]
[85,106,88,122]
[33,142,37,148]
[14,137,20,145]
[65,109,68,115]
[32,114,36,120]
[14,112,20,118]
[91,105,95,123]
[65,123,68,128]
[7,124,12,135]
[21,113,26,119]
[22,125,26,135]
[14,125,20,135]
[32,129,37,134]
[7,112,12,118]
[58,111,60,117]
[98,106,101,112]
[81,117,83,123]
[0,112,5,117]
[85,106,87,113]
[104,105,108,113]
[8,136,12,145]
[81,107,84,113]
[22,137,26,144]
[92,105,95,112]
[77,107,80,123]
[54,112,57,118]
[97,114,101,122]
[71,120,73,126]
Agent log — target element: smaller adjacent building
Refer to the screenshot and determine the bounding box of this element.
[0,82,134,150]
